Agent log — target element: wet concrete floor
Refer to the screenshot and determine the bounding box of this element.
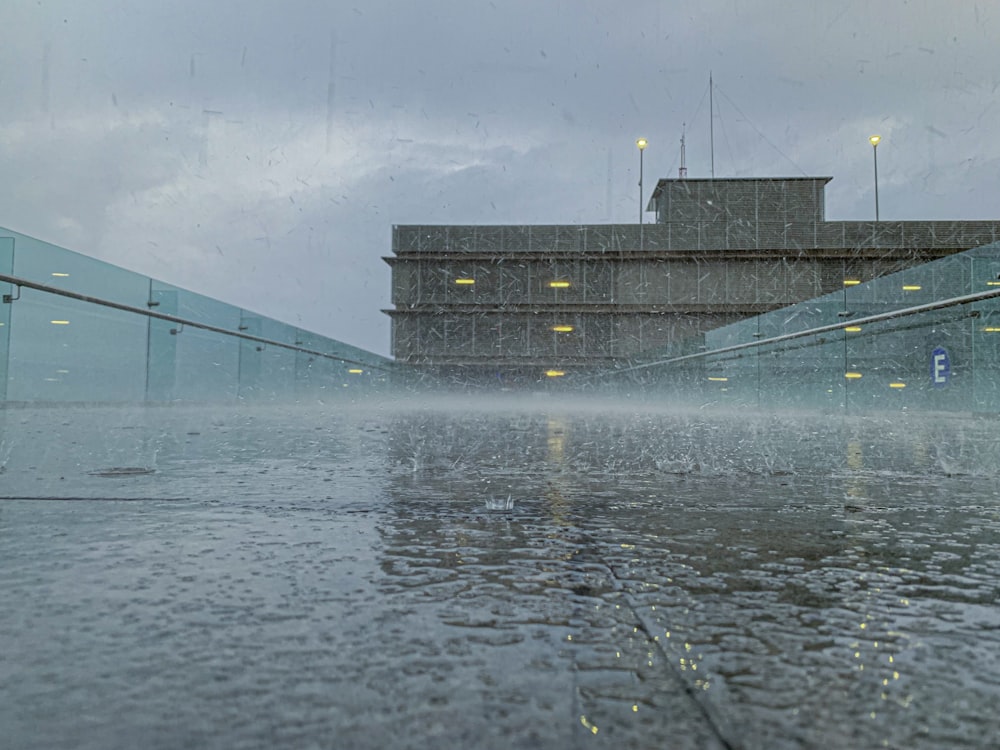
[1,399,999,748]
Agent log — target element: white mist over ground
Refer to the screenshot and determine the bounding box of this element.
[2,399,999,748]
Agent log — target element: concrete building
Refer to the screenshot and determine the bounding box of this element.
[384,176,1000,383]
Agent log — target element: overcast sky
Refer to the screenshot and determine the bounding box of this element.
[1,0,997,355]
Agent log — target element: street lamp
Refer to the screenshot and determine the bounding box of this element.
[869,134,881,222]
[636,138,648,226]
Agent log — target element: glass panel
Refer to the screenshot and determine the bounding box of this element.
[293,329,326,397]
[175,289,242,401]
[251,318,297,400]
[146,285,178,401]
[6,235,148,402]
[0,237,13,401]
[972,300,1000,411]
[6,291,148,402]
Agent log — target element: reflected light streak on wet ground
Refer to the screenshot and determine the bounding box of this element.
[1,398,999,749]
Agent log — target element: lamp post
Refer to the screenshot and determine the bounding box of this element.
[869,134,881,222]
[636,138,647,225]
[636,138,647,250]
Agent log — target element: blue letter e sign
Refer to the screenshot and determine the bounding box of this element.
[931,346,950,388]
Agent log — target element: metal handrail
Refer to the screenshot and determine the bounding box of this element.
[0,273,391,372]
[610,286,1000,375]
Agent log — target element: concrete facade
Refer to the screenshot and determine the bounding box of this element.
[384,177,1000,382]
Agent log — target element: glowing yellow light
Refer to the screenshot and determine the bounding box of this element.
[454,278,475,285]
[636,137,648,150]
[845,371,863,379]
[902,285,922,291]
[632,704,638,712]
[983,327,1000,333]
[551,325,574,332]
[50,320,70,325]
[580,716,598,735]
[707,376,728,382]
[869,135,881,147]
[987,281,1000,286]
[51,272,70,277]
[843,279,862,286]
[348,368,364,374]
[548,280,571,288]
[844,326,862,332]
[545,370,566,378]
[889,382,907,389]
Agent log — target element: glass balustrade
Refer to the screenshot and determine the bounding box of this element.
[0,228,392,403]
[598,241,1000,414]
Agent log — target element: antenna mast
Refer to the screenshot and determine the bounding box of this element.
[709,72,715,178]
[679,124,687,179]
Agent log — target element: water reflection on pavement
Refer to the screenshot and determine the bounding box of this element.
[1,399,998,749]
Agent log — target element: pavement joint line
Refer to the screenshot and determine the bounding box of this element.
[599,558,740,750]
[0,496,190,502]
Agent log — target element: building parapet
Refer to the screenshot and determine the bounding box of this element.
[392,222,1000,255]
